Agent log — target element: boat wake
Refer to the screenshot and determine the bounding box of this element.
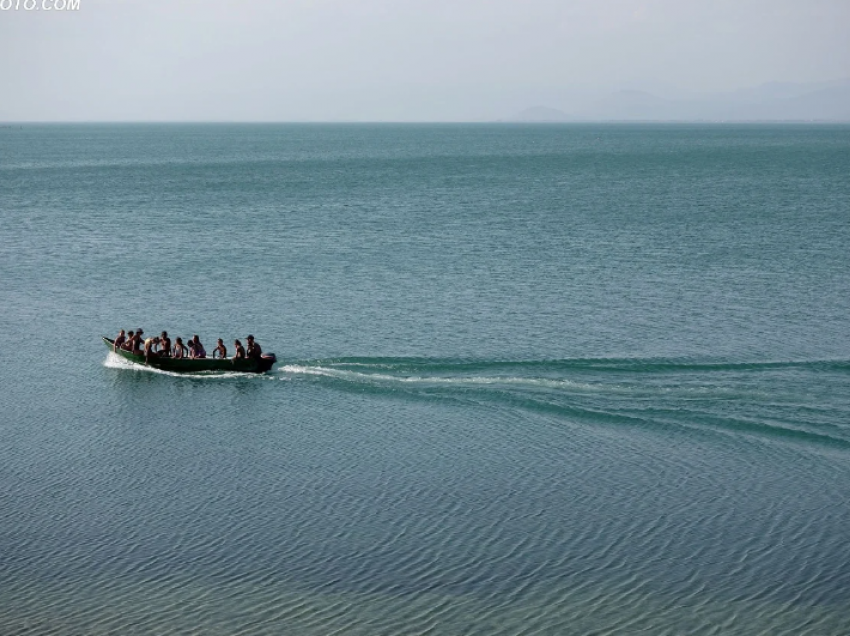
[275,356,850,450]
[276,355,849,394]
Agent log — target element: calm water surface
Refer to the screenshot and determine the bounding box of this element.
[1,124,849,634]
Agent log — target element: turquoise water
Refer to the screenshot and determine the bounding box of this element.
[1,124,849,634]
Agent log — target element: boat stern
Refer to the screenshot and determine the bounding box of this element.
[259,353,277,373]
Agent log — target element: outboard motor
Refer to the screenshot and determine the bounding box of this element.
[255,352,277,373]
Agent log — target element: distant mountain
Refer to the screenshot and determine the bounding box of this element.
[729,78,850,102]
[507,79,850,122]
[776,84,850,120]
[508,106,571,122]
[586,90,679,120]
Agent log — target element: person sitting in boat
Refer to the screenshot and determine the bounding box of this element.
[113,329,126,352]
[132,329,144,354]
[143,336,161,363]
[122,331,135,351]
[212,338,227,359]
[233,339,245,360]
[173,337,188,359]
[245,335,262,359]
[159,331,171,357]
[142,335,158,356]
[189,335,206,359]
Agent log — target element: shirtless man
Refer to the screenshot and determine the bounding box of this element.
[212,338,227,359]
[123,331,135,351]
[159,331,172,357]
[173,337,188,359]
[233,339,246,360]
[143,336,161,364]
[245,335,262,359]
[113,329,126,352]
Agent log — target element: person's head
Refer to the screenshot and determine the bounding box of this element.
[161,331,168,338]
[119,329,125,336]
[217,338,223,345]
[128,331,134,337]
[176,337,183,344]
[247,335,254,342]
[193,334,199,343]
[137,329,143,336]
[235,339,242,347]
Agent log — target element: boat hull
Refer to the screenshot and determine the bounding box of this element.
[103,337,277,374]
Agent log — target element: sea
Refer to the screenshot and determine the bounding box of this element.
[1,123,849,635]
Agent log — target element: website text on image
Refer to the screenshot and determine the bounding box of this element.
[0,0,80,10]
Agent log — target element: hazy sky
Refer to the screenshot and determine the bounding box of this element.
[1,0,848,121]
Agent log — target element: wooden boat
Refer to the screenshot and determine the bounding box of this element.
[103,337,277,374]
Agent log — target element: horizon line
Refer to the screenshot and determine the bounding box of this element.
[2,119,850,125]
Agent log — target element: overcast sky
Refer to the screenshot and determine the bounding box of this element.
[1,0,848,121]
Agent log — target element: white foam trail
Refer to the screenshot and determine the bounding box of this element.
[278,363,754,398]
[280,364,601,391]
[104,352,143,370]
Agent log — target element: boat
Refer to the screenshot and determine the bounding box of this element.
[103,337,277,374]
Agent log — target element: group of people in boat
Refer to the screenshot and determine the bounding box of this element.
[113,328,262,363]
